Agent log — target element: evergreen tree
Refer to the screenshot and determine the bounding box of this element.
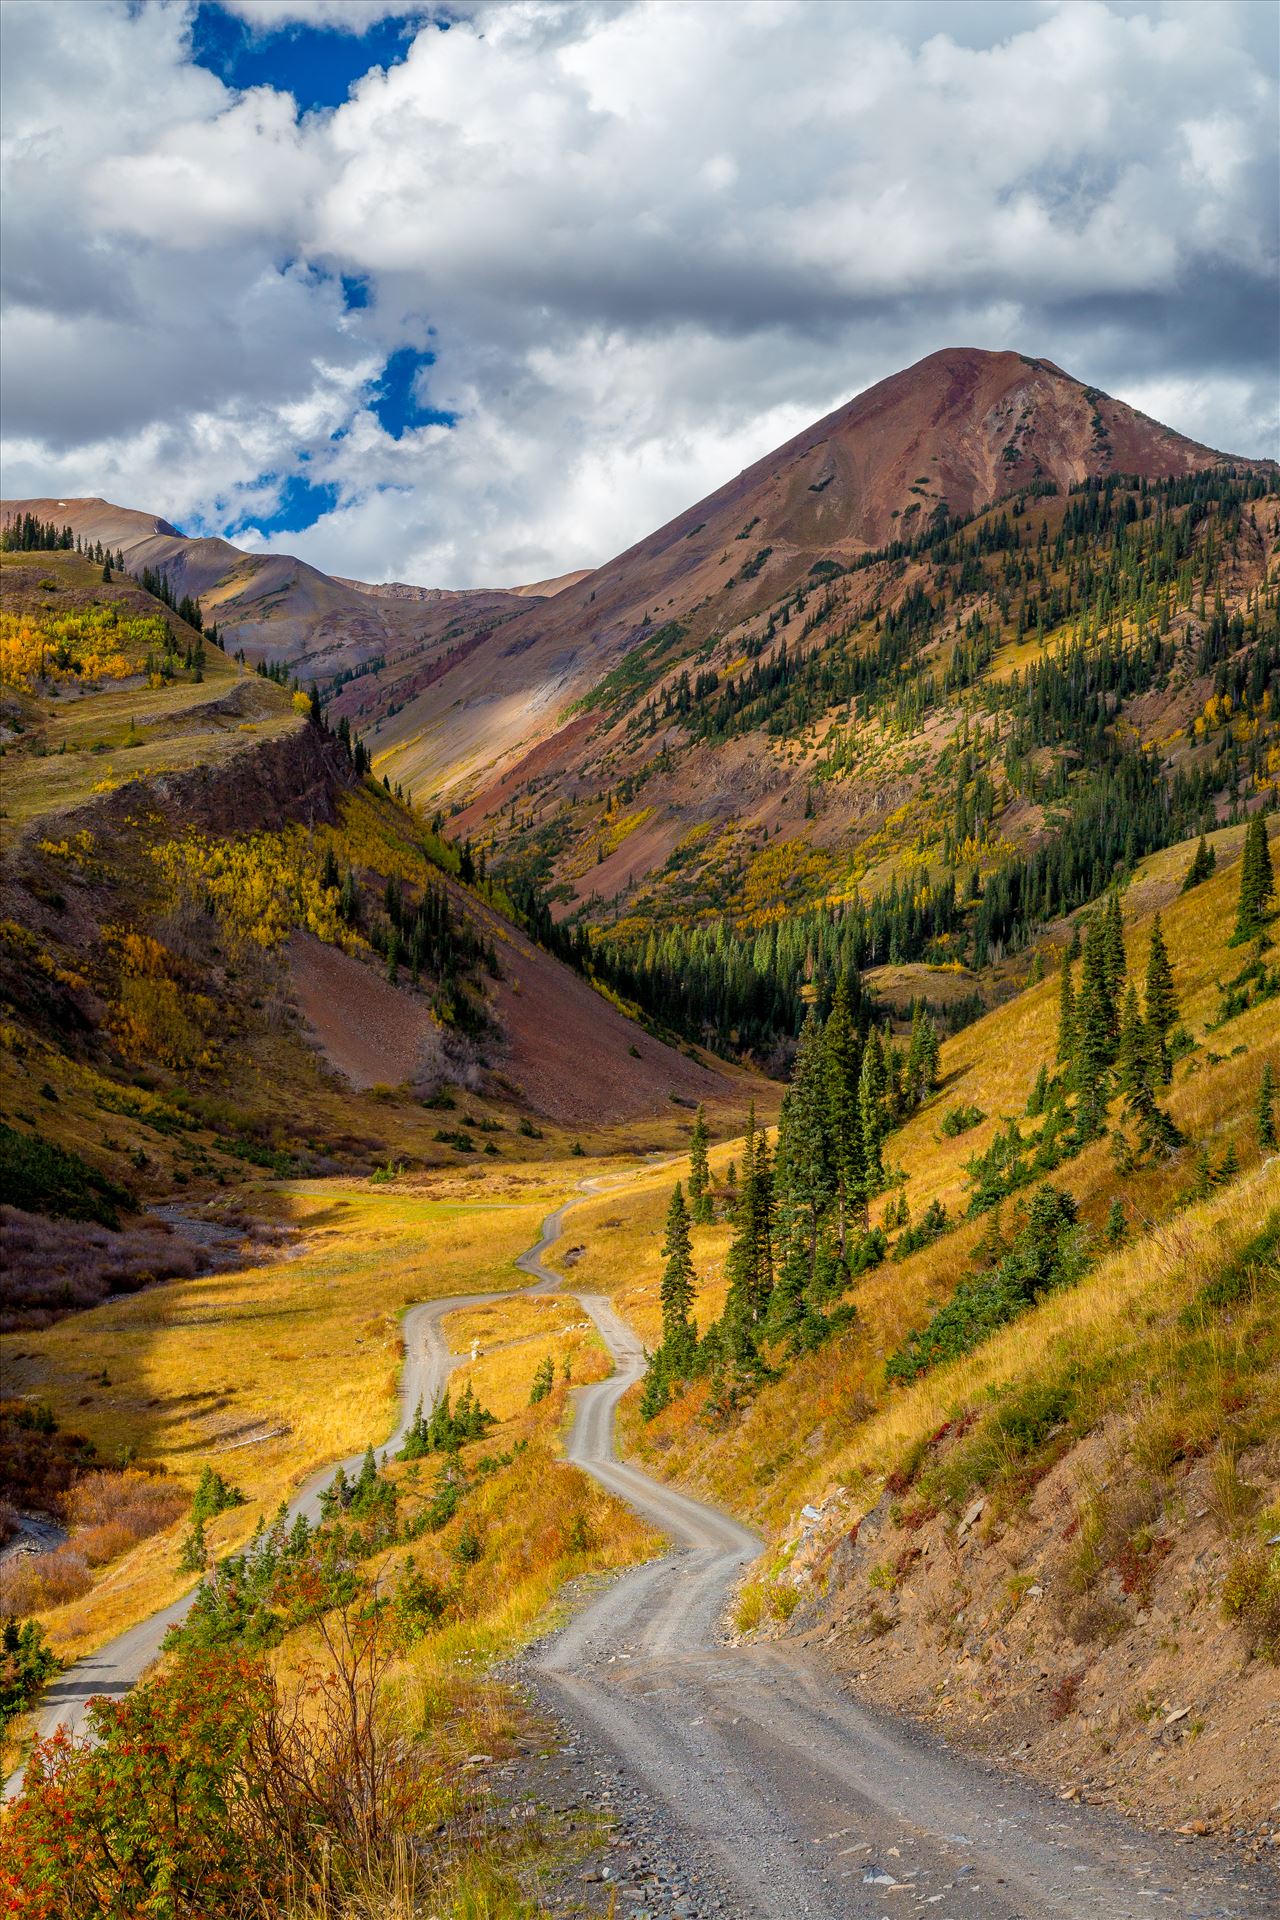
[771,1013,837,1330]
[657,1182,698,1375]
[1260,1061,1277,1152]
[858,1027,888,1190]
[687,1105,713,1224]
[722,1120,774,1345]
[1073,916,1118,1138]
[905,1001,940,1108]
[1104,1197,1127,1245]
[1114,985,1150,1103]
[1102,890,1127,1003]
[1182,835,1216,891]
[823,972,865,1249]
[1233,815,1275,941]
[1143,913,1178,1083]
[1116,983,1182,1160]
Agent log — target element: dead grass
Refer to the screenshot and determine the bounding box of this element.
[555,825,1280,1533]
[0,1168,576,1660]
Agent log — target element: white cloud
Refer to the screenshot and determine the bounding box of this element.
[1,0,1275,587]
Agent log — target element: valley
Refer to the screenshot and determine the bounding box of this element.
[1,349,1278,1918]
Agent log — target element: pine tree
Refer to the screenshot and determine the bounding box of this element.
[688,1105,712,1224]
[1073,916,1117,1138]
[858,1027,888,1190]
[905,1002,939,1108]
[1233,815,1275,941]
[1115,984,1149,1104]
[1182,835,1216,891]
[1260,1061,1277,1151]
[1116,980,1181,1161]
[723,1122,773,1344]
[1105,1197,1127,1245]
[658,1183,698,1374]
[1143,913,1178,1083]
[772,1013,837,1328]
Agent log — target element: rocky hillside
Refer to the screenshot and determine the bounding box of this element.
[349,348,1271,858]
[0,540,751,1329]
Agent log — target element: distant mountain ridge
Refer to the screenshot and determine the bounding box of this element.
[336,347,1271,916]
[0,498,556,690]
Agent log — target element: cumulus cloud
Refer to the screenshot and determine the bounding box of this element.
[1,0,1275,586]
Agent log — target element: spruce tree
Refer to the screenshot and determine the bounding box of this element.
[858,1028,888,1191]
[723,1126,774,1347]
[1233,815,1275,941]
[1143,914,1178,1083]
[658,1183,698,1375]
[772,1013,836,1328]
[1074,916,1117,1138]
[1182,835,1215,891]
[1260,1061,1277,1152]
[823,973,864,1250]
[1115,984,1149,1104]
[687,1104,713,1223]
[905,1002,939,1108]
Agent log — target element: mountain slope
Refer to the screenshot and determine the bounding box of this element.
[0,496,535,688]
[0,540,755,1333]
[547,818,1280,1839]
[356,347,1265,822]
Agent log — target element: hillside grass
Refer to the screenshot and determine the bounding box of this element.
[0,1169,574,1662]
[553,823,1280,1528]
[0,549,301,829]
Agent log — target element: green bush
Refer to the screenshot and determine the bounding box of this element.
[886,1186,1083,1383]
[0,1122,130,1227]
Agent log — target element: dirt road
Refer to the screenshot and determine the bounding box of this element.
[11,1178,1279,1920]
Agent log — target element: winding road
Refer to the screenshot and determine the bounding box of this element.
[9,1177,1278,1918]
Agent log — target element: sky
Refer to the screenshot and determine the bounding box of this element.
[2,0,1276,589]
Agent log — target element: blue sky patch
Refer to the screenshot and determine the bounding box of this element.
[190,4,423,113]
[235,472,341,540]
[370,346,458,438]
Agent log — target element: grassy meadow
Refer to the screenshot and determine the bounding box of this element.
[1,1167,585,1662]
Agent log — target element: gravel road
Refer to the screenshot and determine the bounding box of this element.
[10,1176,1279,1920]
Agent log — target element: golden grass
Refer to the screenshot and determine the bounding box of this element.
[440,1294,610,1421]
[1,1170,569,1660]
[558,824,1280,1530]
[834,1158,1280,1499]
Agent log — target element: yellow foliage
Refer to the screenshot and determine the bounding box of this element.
[599,805,654,856]
[0,606,169,692]
[149,829,351,950]
[101,927,219,1069]
[291,690,313,716]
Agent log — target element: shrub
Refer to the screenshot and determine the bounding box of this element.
[0,1206,199,1331]
[940,1102,986,1137]
[1,1614,433,1919]
[0,1616,57,1737]
[1222,1545,1280,1660]
[0,1547,91,1615]
[886,1186,1084,1383]
[0,1127,130,1230]
[66,1469,186,1540]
